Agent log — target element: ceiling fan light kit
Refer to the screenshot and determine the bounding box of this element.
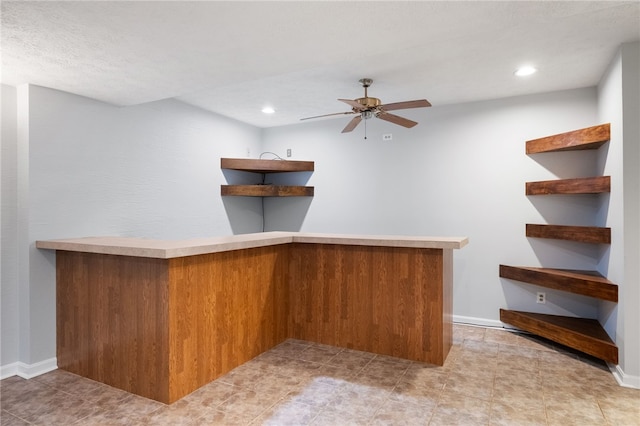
[301,78,431,136]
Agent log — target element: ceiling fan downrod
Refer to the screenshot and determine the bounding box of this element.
[359,78,373,98]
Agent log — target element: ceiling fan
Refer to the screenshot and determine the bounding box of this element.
[300,78,431,134]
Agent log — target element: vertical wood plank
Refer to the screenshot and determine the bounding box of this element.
[56,251,90,375]
[441,249,453,361]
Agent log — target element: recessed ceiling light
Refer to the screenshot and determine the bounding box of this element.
[514,66,537,77]
[261,106,275,114]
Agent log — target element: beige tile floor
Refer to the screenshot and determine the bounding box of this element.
[1,324,638,425]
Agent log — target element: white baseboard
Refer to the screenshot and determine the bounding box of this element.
[453,314,518,330]
[609,363,640,389]
[0,358,57,380]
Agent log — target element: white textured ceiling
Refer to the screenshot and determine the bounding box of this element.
[2,1,639,128]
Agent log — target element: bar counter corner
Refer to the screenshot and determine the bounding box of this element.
[36,231,468,403]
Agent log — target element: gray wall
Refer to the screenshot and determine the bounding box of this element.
[1,85,19,367]
[262,88,601,325]
[598,42,640,383]
[3,84,263,370]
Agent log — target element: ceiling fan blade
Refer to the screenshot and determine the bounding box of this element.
[300,111,356,121]
[376,112,418,128]
[338,99,366,110]
[341,116,362,133]
[379,99,431,111]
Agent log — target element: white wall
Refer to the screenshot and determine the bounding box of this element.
[598,42,640,386]
[1,85,19,369]
[262,88,603,325]
[2,84,264,372]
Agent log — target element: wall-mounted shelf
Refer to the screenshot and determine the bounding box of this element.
[526,176,611,195]
[221,158,314,173]
[526,123,610,154]
[221,185,314,197]
[499,265,618,302]
[500,310,618,364]
[500,124,617,364]
[220,158,314,197]
[526,224,611,244]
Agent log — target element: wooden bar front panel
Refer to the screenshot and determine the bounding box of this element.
[56,241,454,403]
[167,245,289,402]
[57,246,290,404]
[288,243,451,365]
[56,251,171,402]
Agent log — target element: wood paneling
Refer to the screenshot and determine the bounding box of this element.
[56,242,452,403]
[526,224,611,244]
[525,123,610,154]
[221,185,314,197]
[526,176,610,195]
[56,251,170,403]
[221,158,314,173]
[57,246,289,404]
[500,309,618,363]
[288,243,450,365]
[441,249,453,362]
[167,245,289,402]
[56,251,90,375]
[499,265,618,302]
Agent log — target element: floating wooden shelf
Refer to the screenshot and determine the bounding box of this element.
[500,309,618,363]
[499,265,618,302]
[503,124,617,365]
[220,158,314,197]
[221,185,314,197]
[221,158,314,173]
[526,176,611,195]
[526,123,610,154]
[526,224,611,244]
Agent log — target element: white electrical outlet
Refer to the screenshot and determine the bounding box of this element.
[246,148,251,157]
[287,148,292,157]
[383,134,393,141]
[536,292,546,304]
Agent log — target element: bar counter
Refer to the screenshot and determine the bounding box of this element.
[37,232,468,403]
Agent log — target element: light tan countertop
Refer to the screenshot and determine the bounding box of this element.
[36,232,468,259]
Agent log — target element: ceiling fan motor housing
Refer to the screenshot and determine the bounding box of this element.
[355,97,382,109]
